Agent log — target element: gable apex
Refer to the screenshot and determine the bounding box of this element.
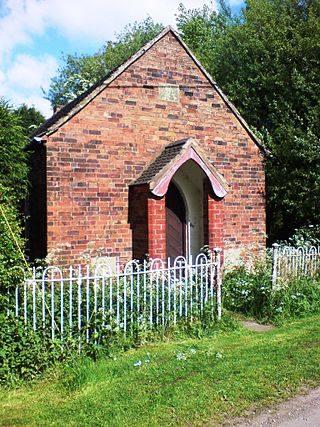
[32,26,266,153]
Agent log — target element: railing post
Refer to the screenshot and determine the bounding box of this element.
[272,243,280,289]
[213,248,222,321]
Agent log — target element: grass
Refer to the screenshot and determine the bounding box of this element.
[1,315,320,426]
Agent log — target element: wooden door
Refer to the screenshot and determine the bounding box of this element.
[166,183,186,260]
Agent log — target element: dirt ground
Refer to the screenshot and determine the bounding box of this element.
[227,386,320,427]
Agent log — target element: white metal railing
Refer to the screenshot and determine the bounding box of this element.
[6,250,222,349]
[272,244,320,288]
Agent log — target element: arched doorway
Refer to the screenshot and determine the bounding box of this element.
[165,182,186,260]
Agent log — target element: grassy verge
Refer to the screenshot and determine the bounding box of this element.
[1,315,320,427]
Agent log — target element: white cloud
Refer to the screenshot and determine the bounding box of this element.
[23,95,53,117]
[7,54,58,90]
[0,0,47,63]
[50,0,216,40]
[0,51,57,117]
[0,0,216,62]
[0,76,53,116]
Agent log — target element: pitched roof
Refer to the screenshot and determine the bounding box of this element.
[32,26,267,154]
[131,138,229,199]
[133,139,187,186]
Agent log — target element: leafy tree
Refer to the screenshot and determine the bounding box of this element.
[46,18,164,107]
[0,100,44,290]
[0,185,26,292]
[177,0,320,242]
[0,99,29,203]
[14,104,45,137]
[0,100,32,289]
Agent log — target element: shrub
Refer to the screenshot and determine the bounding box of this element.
[272,276,320,320]
[0,312,69,387]
[223,264,273,320]
[223,263,320,322]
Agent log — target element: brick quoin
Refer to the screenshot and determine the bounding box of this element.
[29,28,266,266]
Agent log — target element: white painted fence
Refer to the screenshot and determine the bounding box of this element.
[7,250,222,349]
[272,244,320,287]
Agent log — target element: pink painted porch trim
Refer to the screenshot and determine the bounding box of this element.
[150,145,228,198]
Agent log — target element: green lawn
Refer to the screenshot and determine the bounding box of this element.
[1,316,320,427]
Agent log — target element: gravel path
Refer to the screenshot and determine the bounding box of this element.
[228,387,320,427]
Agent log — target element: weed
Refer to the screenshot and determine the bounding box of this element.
[223,264,320,322]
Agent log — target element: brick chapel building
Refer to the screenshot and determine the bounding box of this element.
[28,26,266,266]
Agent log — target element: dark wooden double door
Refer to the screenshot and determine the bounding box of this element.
[165,182,186,260]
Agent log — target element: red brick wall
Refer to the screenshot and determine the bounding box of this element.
[203,180,225,252]
[147,196,166,260]
[41,32,265,265]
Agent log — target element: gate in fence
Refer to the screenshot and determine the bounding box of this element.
[272,244,320,287]
[6,250,222,349]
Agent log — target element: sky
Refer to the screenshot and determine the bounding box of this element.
[0,0,244,118]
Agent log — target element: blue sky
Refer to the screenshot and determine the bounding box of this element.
[0,0,244,118]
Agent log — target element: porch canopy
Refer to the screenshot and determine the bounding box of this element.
[130,138,229,260]
[133,137,229,198]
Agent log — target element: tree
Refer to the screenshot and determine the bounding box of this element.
[14,104,45,137]
[177,0,320,242]
[0,99,29,203]
[46,18,164,107]
[0,100,32,289]
[0,100,44,290]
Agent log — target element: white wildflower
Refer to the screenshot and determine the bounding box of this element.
[176,351,187,361]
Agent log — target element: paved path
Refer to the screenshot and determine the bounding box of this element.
[230,387,320,427]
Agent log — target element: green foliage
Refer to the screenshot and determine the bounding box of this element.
[0,186,26,292]
[0,302,235,386]
[281,224,320,247]
[0,100,44,291]
[46,18,164,106]
[223,264,320,322]
[0,313,67,387]
[223,264,273,319]
[176,0,235,71]
[13,104,45,137]
[0,98,29,203]
[177,0,320,241]
[272,277,320,320]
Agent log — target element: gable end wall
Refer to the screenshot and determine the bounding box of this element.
[42,33,265,265]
